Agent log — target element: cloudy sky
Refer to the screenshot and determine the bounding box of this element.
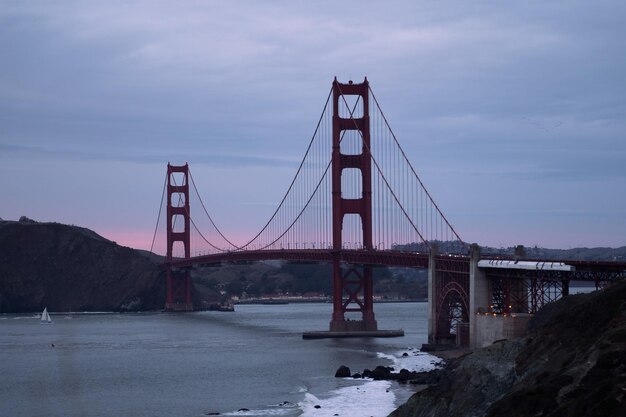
[1,1,625,250]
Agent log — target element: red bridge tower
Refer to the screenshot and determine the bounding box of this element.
[330,78,377,332]
[165,163,193,311]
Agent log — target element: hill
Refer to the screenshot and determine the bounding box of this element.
[399,240,626,261]
[481,244,626,261]
[0,218,166,313]
[190,262,428,301]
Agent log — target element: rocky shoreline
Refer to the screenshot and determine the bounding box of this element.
[335,363,446,386]
[386,281,626,417]
[330,281,625,417]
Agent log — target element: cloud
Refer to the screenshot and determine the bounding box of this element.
[0,142,298,168]
[1,1,625,248]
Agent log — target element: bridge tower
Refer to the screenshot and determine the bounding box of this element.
[330,78,377,332]
[165,163,193,311]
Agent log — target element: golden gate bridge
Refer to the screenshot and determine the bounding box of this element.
[150,78,626,348]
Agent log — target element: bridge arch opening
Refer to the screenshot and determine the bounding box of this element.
[341,168,362,199]
[169,171,186,186]
[341,214,364,249]
[170,192,186,207]
[436,283,469,345]
[338,94,364,119]
[171,214,186,233]
[170,240,187,259]
[339,130,363,155]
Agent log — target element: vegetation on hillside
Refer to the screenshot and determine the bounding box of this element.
[191,262,428,300]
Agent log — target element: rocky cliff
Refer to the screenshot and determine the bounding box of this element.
[390,280,626,417]
[0,218,166,312]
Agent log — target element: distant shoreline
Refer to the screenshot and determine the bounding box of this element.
[235,298,426,305]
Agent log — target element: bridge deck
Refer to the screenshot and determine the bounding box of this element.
[166,249,625,284]
[168,249,432,269]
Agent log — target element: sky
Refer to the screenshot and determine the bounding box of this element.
[1,1,625,250]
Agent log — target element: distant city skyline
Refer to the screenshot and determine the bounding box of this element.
[1,1,625,250]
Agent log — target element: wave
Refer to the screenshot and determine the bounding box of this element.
[298,380,395,417]
[220,402,298,417]
[376,347,443,372]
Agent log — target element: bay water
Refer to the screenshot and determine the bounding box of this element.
[0,302,440,417]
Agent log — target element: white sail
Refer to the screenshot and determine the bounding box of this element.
[40,307,52,324]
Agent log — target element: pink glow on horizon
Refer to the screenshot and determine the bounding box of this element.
[98,227,623,255]
[99,229,158,252]
[99,228,264,255]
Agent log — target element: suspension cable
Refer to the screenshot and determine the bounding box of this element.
[251,94,362,250]
[336,83,428,245]
[170,172,231,252]
[257,159,332,250]
[236,86,334,250]
[369,86,465,245]
[149,170,168,261]
[188,169,239,249]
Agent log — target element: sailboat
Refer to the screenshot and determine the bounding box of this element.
[40,307,52,324]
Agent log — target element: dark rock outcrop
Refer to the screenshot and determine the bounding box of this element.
[335,365,351,378]
[349,365,444,385]
[0,219,166,312]
[389,281,626,417]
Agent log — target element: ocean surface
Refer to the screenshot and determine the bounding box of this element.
[0,302,441,417]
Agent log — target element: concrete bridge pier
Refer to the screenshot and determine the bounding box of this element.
[468,244,489,349]
[427,245,437,344]
[469,244,533,349]
[427,243,531,350]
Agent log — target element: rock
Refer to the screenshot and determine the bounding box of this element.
[314,405,321,409]
[352,373,362,379]
[402,352,409,357]
[371,365,392,380]
[396,368,413,383]
[237,409,249,412]
[334,365,351,378]
[408,369,445,385]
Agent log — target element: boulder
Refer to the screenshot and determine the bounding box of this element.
[334,365,351,378]
[371,365,393,380]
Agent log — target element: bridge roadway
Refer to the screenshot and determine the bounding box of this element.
[168,249,432,269]
[167,249,626,280]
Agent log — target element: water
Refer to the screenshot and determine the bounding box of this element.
[0,303,440,417]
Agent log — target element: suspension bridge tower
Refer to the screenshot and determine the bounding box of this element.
[165,163,193,311]
[329,78,377,332]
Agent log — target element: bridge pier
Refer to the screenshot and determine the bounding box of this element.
[427,246,437,344]
[468,244,489,349]
[427,243,534,350]
[427,245,470,347]
[329,262,378,332]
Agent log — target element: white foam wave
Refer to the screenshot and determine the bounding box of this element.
[298,380,395,417]
[221,405,296,416]
[0,314,40,320]
[376,347,443,372]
